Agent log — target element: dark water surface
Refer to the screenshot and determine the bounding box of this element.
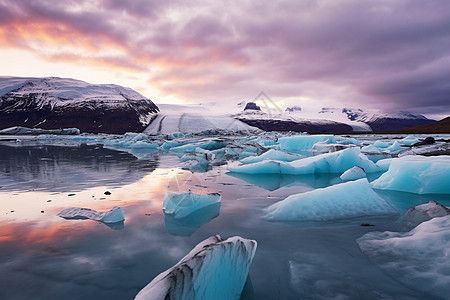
[0,143,448,299]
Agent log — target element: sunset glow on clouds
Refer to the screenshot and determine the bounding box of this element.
[1,0,449,117]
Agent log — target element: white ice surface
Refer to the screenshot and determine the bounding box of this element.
[163,191,221,219]
[228,147,381,175]
[57,206,124,223]
[357,215,450,298]
[340,166,366,181]
[264,179,397,221]
[135,235,257,300]
[371,155,450,194]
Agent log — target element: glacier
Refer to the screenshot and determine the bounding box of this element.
[134,235,257,300]
[163,191,221,219]
[228,147,382,175]
[357,215,450,298]
[57,206,125,223]
[264,179,397,221]
[371,155,450,194]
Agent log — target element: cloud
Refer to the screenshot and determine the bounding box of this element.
[0,0,449,114]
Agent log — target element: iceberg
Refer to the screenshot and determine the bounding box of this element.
[135,235,257,300]
[57,206,124,223]
[240,149,303,164]
[278,135,336,153]
[264,179,397,221]
[386,141,404,153]
[357,215,450,298]
[163,191,221,219]
[310,142,350,155]
[399,135,420,146]
[373,140,389,148]
[340,166,366,181]
[0,126,80,135]
[396,200,450,230]
[228,147,381,175]
[371,155,450,194]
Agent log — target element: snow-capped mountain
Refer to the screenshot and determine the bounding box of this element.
[0,77,159,134]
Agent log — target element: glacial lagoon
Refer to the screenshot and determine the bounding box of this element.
[1,133,449,299]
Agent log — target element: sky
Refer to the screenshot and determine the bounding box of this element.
[0,0,449,119]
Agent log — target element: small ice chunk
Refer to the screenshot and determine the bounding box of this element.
[278,135,336,153]
[373,140,389,148]
[340,166,366,181]
[57,206,124,223]
[357,215,450,298]
[240,149,303,164]
[397,200,450,230]
[163,191,221,219]
[135,235,257,300]
[264,179,397,221]
[399,135,420,146]
[361,144,382,154]
[371,155,450,194]
[386,141,403,153]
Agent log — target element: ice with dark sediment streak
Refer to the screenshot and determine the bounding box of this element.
[357,214,450,298]
[228,147,382,175]
[371,155,450,194]
[57,206,124,223]
[134,235,257,300]
[264,179,397,221]
[340,166,366,181]
[163,191,221,219]
[396,200,450,231]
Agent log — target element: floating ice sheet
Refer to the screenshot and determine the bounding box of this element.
[264,179,397,221]
[371,155,450,194]
[57,206,124,223]
[357,215,450,298]
[134,235,257,300]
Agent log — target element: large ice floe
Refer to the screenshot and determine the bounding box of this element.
[135,235,257,300]
[162,191,221,219]
[371,155,450,194]
[229,147,382,175]
[264,179,397,221]
[357,214,450,298]
[57,206,124,223]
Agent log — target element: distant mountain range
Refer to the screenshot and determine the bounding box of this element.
[0,77,159,134]
[234,103,436,133]
[0,77,440,134]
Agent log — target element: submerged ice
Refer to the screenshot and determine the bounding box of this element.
[134,235,257,300]
[357,215,450,298]
[264,179,397,221]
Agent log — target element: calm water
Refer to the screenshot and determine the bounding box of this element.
[0,142,448,299]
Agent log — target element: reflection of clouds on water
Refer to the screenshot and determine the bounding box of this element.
[0,144,159,192]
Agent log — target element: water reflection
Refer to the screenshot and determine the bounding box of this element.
[164,202,221,236]
[0,144,159,192]
[226,172,341,191]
